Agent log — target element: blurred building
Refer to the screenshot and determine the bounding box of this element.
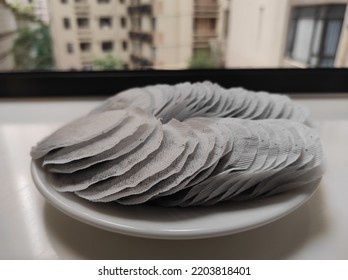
[0,1,17,70]
[49,0,126,70]
[128,0,229,69]
[49,0,229,70]
[226,0,348,68]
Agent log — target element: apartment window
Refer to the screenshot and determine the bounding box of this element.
[97,0,110,4]
[287,4,346,67]
[61,0,68,3]
[77,17,89,29]
[122,40,128,51]
[80,42,91,52]
[194,18,216,34]
[131,17,141,30]
[209,19,216,30]
[151,46,156,61]
[63,18,71,29]
[133,41,142,55]
[151,17,156,32]
[99,17,112,29]
[101,41,114,52]
[82,64,93,70]
[120,17,127,28]
[66,43,74,54]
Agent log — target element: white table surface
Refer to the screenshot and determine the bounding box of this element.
[0,95,347,260]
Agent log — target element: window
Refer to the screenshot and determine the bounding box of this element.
[131,17,141,30]
[133,41,142,55]
[99,17,112,29]
[194,18,216,35]
[151,17,156,32]
[101,41,114,52]
[287,5,346,67]
[120,17,127,28]
[77,17,89,29]
[122,40,128,51]
[151,46,156,61]
[66,43,74,54]
[82,64,93,70]
[80,42,91,52]
[63,18,71,29]
[1,0,348,75]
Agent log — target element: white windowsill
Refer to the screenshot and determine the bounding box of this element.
[0,94,348,259]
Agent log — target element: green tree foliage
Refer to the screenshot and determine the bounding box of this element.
[13,25,54,70]
[188,49,221,69]
[6,0,37,21]
[93,54,124,70]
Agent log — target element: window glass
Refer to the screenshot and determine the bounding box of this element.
[291,19,315,63]
[99,17,112,29]
[63,17,71,29]
[77,17,89,29]
[286,4,345,68]
[66,42,74,53]
[0,0,347,72]
[80,42,91,52]
[323,20,342,57]
[101,41,113,52]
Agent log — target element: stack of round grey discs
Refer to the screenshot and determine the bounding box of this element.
[31,82,324,207]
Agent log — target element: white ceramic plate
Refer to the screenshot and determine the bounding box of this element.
[31,160,318,240]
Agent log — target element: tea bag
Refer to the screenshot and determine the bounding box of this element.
[75,119,192,201]
[46,120,159,173]
[31,110,130,159]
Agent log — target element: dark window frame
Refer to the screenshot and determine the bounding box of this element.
[122,40,128,51]
[66,43,74,54]
[120,16,127,28]
[97,0,110,4]
[77,17,90,29]
[1,68,348,98]
[63,17,71,29]
[99,17,112,29]
[287,4,346,67]
[101,41,114,52]
[79,42,91,52]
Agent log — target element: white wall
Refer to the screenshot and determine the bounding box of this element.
[226,0,289,68]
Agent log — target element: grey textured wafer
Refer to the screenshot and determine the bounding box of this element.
[31,110,130,159]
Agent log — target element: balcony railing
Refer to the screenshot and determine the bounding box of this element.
[194,0,218,18]
[77,29,92,39]
[128,4,152,15]
[193,33,217,48]
[80,53,94,63]
[130,54,153,67]
[74,3,90,15]
[129,30,153,44]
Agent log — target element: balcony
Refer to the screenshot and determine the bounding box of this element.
[74,3,90,15]
[194,1,219,18]
[80,53,94,64]
[130,54,153,68]
[129,30,153,44]
[193,33,217,48]
[77,29,92,39]
[128,4,152,15]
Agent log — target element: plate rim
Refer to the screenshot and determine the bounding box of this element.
[31,160,319,240]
